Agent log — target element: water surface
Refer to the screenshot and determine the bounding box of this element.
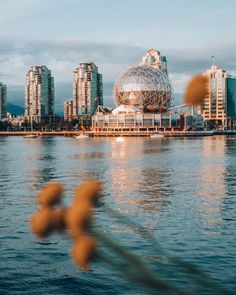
[0,136,235,294]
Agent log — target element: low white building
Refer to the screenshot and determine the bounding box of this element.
[92,104,204,131]
[92,105,176,131]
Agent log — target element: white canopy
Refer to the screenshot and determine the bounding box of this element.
[112,104,141,115]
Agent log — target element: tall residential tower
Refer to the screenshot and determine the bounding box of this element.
[73,62,103,117]
[0,82,7,119]
[140,49,168,73]
[200,65,236,128]
[25,65,54,122]
[64,99,74,121]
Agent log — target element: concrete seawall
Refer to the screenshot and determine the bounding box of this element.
[1,130,235,137]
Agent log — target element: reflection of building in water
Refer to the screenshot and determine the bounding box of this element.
[137,167,172,212]
[110,139,140,198]
[26,138,57,189]
[224,140,236,196]
[198,138,226,227]
[109,138,172,213]
[0,138,10,197]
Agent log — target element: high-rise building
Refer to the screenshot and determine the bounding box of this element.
[201,65,227,125]
[140,49,168,73]
[64,100,74,121]
[0,82,7,119]
[25,65,54,122]
[73,62,103,117]
[200,65,236,128]
[226,75,236,118]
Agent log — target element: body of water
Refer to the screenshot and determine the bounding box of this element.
[0,136,235,294]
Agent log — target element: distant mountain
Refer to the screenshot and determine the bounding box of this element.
[7,85,25,108]
[7,103,24,115]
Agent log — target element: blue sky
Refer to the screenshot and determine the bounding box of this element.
[0,0,236,109]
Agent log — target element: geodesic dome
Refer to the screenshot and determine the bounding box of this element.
[113,65,172,112]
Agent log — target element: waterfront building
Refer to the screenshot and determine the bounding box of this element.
[226,75,236,128]
[200,65,227,128]
[200,65,236,129]
[141,49,168,73]
[92,105,171,131]
[92,104,203,132]
[92,48,206,133]
[92,49,178,132]
[113,49,172,113]
[8,115,25,128]
[0,82,7,119]
[73,62,103,117]
[64,99,74,121]
[25,65,54,122]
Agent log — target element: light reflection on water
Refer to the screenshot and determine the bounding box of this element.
[0,136,235,294]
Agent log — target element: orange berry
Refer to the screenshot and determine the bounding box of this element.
[71,236,97,270]
[184,74,208,105]
[73,181,102,205]
[52,208,67,231]
[38,182,63,207]
[30,208,54,238]
[66,203,92,238]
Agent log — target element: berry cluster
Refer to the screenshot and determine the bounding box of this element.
[30,181,101,270]
[30,180,229,294]
[184,74,208,105]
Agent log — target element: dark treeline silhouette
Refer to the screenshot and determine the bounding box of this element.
[0,116,92,131]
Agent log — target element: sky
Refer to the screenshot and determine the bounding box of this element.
[1,0,236,111]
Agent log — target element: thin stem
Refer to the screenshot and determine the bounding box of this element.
[93,228,194,295]
[100,204,234,294]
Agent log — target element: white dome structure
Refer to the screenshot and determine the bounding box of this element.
[113,65,172,113]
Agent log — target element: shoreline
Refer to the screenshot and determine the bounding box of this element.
[0,130,236,137]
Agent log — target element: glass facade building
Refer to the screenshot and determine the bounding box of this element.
[226,75,236,117]
[0,82,7,119]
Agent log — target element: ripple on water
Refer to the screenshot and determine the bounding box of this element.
[0,136,235,294]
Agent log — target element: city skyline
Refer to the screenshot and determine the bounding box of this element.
[2,58,236,115]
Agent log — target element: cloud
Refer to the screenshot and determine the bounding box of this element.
[19,40,145,66]
[0,37,145,84]
[188,8,229,23]
[166,46,236,74]
[1,37,236,106]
